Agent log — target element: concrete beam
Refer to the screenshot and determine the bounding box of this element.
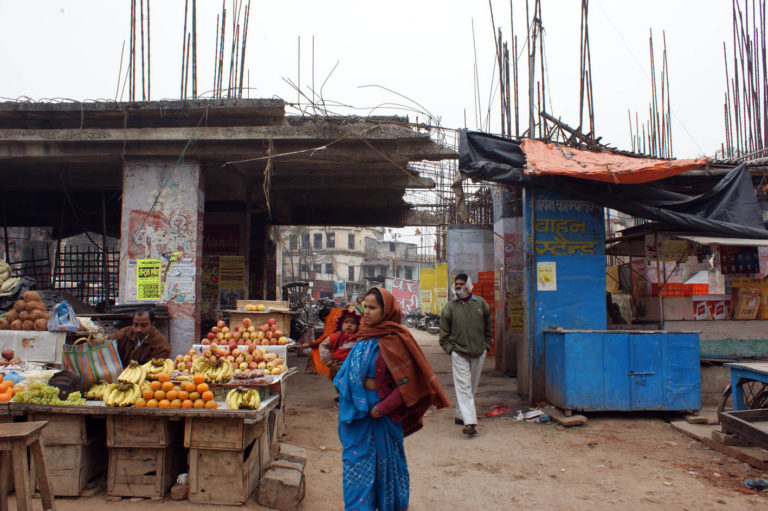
[0,139,455,164]
[0,125,434,143]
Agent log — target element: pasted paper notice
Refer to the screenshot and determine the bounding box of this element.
[537,261,557,291]
[137,258,161,300]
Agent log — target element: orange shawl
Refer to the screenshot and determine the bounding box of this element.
[356,288,451,436]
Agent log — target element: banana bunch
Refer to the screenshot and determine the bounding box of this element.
[225,388,261,410]
[195,359,233,383]
[118,360,147,385]
[103,382,140,407]
[207,360,233,383]
[85,381,109,400]
[191,357,208,374]
[142,358,174,379]
[140,380,152,393]
[0,259,12,293]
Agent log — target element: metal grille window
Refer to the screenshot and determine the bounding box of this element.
[405,267,413,280]
[313,233,322,249]
[325,263,333,274]
[289,236,298,250]
[348,234,355,249]
[301,234,310,248]
[313,264,321,273]
[348,266,355,281]
[51,245,119,307]
[326,232,335,248]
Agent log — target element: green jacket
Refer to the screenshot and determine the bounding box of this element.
[439,295,492,358]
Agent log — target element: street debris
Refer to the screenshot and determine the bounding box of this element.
[744,479,768,491]
[513,408,550,423]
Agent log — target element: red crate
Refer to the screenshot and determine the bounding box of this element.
[652,283,686,297]
[691,284,709,295]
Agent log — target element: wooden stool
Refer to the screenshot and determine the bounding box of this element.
[0,421,55,511]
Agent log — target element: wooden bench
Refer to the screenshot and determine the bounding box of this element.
[0,421,55,511]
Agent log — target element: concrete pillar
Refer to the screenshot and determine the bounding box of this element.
[522,188,605,402]
[492,187,524,377]
[119,160,204,358]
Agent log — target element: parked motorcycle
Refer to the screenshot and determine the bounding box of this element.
[425,313,440,335]
[403,310,420,329]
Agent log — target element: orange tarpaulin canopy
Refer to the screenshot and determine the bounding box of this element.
[520,139,710,184]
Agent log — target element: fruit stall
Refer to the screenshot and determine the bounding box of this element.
[0,309,297,505]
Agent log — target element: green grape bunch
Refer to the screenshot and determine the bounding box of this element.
[12,383,86,406]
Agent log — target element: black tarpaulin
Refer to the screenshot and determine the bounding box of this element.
[459,130,768,239]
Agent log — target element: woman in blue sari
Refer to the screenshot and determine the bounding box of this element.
[335,287,451,511]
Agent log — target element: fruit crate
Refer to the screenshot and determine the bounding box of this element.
[184,415,265,451]
[106,415,175,448]
[28,414,107,496]
[32,437,107,496]
[188,437,262,505]
[106,442,185,498]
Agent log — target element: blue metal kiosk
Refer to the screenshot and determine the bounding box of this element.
[523,188,701,411]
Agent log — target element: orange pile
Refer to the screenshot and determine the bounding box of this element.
[0,376,15,402]
[134,373,217,410]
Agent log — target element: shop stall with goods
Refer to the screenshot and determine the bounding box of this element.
[606,231,768,358]
[0,297,298,506]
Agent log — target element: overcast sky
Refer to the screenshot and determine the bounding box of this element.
[0,0,732,158]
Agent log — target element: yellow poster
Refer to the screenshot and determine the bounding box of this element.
[219,256,246,288]
[136,258,161,300]
[420,267,435,313]
[537,261,557,291]
[219,256,247,309]
[435,263,448,313]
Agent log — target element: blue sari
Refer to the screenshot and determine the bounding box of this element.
[334,338,409,511]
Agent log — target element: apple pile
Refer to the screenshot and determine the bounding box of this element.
[171,317,290,380]
[202,318,290,347]
[174,345,287,377]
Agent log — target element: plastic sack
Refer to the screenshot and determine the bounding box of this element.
[13,369,56,389]
[48,301,81,332]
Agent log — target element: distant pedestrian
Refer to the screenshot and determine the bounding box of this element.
[439,273,492,436]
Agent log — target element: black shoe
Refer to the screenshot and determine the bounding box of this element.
[454,418,464,425]
[462,424,478,436]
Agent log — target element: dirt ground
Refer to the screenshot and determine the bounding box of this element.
[10,328,768,511]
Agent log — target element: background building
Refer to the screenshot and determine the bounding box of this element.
[279,226,421,300]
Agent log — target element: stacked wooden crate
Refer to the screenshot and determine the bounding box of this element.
[106,415,185,498]
[185,416,265,505]
[475,271,497,355]
[28,413,106,496]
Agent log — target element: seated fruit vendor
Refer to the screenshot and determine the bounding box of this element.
[112,307,170,366]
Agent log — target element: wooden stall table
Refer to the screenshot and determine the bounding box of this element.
[9,394,282,504]
[0,421,55,511]
[724,361,768,411]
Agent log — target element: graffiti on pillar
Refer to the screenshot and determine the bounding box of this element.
[126,209,197,312]
[128,210,195,260]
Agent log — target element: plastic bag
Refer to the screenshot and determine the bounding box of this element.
[48,301,81,332]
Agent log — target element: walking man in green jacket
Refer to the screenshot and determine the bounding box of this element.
[439,273,492,436]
